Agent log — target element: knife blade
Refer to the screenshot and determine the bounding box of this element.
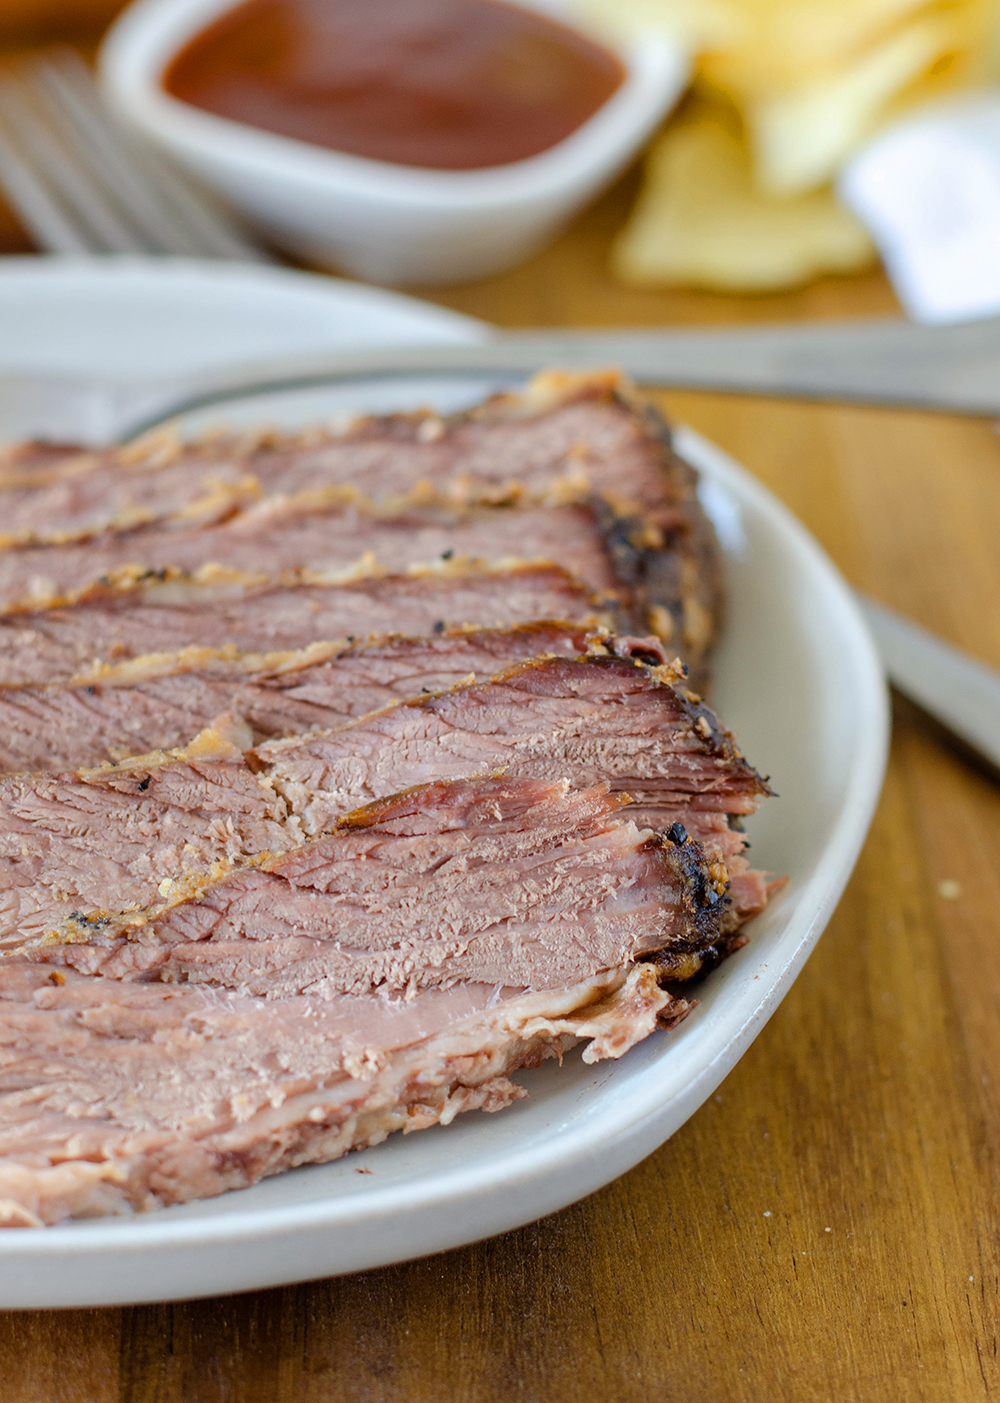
[858,594,1000,775]
[4,316,1000,447]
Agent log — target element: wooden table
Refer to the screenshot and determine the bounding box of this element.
[2,95,1000,1402]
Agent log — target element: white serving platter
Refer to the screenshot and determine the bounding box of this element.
[0,257,888,1307]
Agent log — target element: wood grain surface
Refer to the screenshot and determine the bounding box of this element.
[2,77,1000,1403]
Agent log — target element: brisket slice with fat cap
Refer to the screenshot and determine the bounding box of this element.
[0,497,710,675]
[0,381,721,680]
[0,959,683,1227]
[0,370,708,546]
[31,777,724,991]
[2,778,704,1226]
[0,498,625,615]
[0,561,607,688]
[0,622,666,773]
[0,653,768,947]
[252,651,770,925]
[253,651,768,844]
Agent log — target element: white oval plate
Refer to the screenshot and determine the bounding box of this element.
[0,258,888,1307]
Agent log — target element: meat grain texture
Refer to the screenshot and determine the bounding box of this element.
[0,374,772,1228]
[0,654,768,949]
[3,777,715,1225]
[0,622,661,773]
[0,372,721,684]
[0,561,609,687]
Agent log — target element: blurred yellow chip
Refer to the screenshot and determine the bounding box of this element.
[743,11,960,193]
[700,0,953,94]
[572,0,745,50]
[612,106,875,291]
[574,0,996,290]
[577,0,997,159]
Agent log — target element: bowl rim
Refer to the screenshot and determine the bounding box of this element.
[99,0,689,204]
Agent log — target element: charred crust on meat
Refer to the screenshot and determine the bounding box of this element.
[67,910,112,929]
[586,492,718,686]
[606,387,725,682]
[666,822,688,845]
[647,831,732,948]
[645,931,750,986]
[137,775,152,792]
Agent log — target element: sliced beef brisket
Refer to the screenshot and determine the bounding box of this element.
[0,374,768,1229]
[0,959,682,1227]
[0,561,607,688]
[0,497,708,678]
[32,777,724,991]
[0,773,723,1228]
[0,375,722,681]
[0,653,768,947]
[255,651,770,923]
[0,498,623,611]
[0,371,706,542]
[0,622,666,772]
[256,654,767,840]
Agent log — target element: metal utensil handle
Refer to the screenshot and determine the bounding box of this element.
[110,317,1000,438]
[859,595,1000,773]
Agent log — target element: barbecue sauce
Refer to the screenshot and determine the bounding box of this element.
[163,0,624,170]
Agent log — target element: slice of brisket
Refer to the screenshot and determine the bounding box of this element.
[0,371,705,542]
[0,623,666,772]
[0,375,722,681]
[0,561,609,688]
[32,776,725,990]
[255,653,767,838]
[0,958,682,1227]
[0,652,768,947]
[0,498,620,609]
[254,651,770,925]
[0,777,708,1226]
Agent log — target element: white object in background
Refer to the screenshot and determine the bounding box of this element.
[0,257,887,1308]
[840,93,1000,324]
[99,0,688,286]
[0,255,484,384]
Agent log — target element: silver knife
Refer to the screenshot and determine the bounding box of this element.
[858,596,1000,775]
[3,316,1000,446]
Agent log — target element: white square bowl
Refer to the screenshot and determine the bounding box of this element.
[99,0,689,283]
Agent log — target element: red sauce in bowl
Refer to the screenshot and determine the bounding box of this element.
[163,0,625,170]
